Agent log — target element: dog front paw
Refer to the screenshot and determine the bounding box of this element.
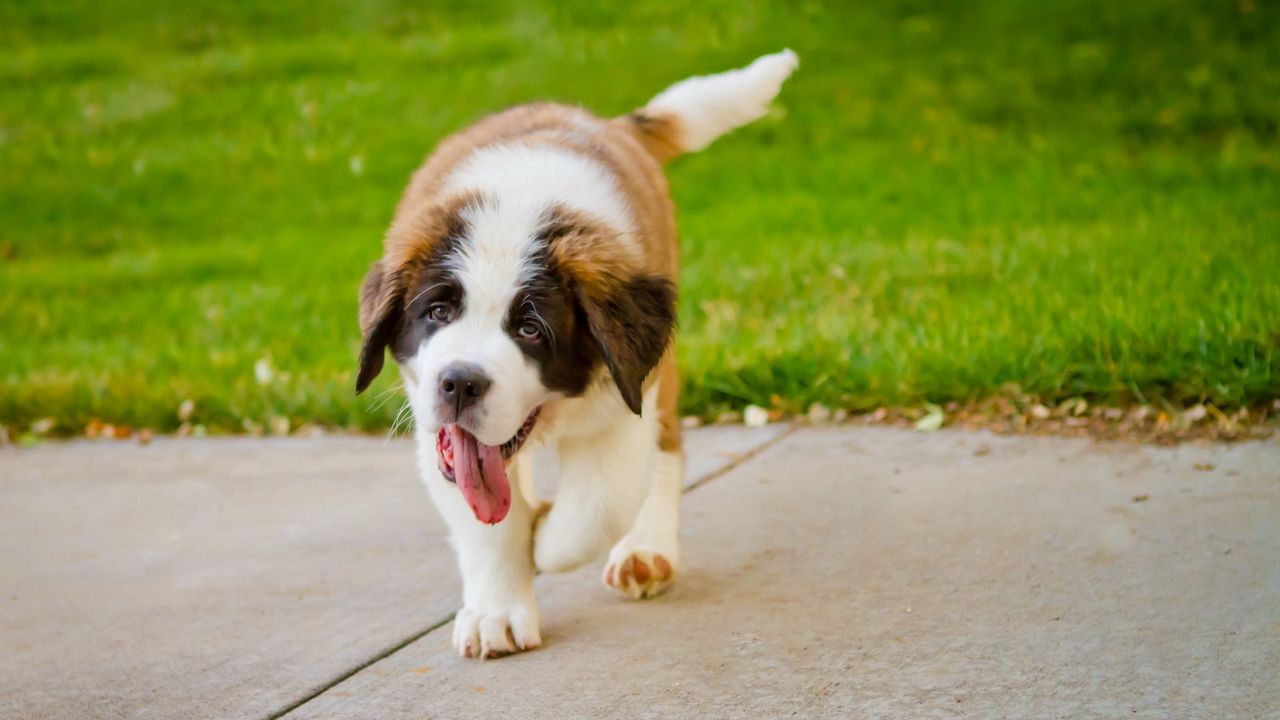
[452,602,541,659]
[603,547,677,600]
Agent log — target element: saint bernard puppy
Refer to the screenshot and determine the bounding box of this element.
[355,50,798,658]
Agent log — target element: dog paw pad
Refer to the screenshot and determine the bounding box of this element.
[603,550,677,600]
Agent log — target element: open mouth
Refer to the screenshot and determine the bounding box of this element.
[436,408,540,525]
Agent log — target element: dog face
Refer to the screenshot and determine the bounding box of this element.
[356,192,676,450]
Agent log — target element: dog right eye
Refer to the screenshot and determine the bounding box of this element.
[426,303,454,323]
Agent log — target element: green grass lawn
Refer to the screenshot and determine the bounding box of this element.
[2,0,1278,435]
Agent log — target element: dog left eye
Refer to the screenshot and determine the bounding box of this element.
[516,321,540,341]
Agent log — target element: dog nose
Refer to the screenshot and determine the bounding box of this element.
[438,364,491,414]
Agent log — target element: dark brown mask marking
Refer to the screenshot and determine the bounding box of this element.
[355,195,479,394]
[534,205,677,414]
[504,246,598,397]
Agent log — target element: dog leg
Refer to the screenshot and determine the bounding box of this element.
[533,410,656,574]
[419,440,541,659]
[603,447,683,599]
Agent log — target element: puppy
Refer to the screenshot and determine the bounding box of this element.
[355,50,798,658]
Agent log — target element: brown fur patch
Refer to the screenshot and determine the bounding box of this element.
[537,205,676,415]
[618,111,686,164]
[575,273,675,415]
[656,351,682,452]
[355,259,396,394]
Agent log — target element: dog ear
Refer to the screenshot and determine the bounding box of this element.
[576,275,676,415]
[356,260,403,395]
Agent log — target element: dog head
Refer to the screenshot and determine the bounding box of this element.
[355,191,674,522]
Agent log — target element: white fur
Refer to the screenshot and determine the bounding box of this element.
[444,143,638,247]
[644,49,799,153]
[533,381,660,573]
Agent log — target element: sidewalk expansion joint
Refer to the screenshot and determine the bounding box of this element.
[684,422,797,495]
[264,614,455,720]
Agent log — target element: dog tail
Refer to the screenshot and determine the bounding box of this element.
[620,49,799,163]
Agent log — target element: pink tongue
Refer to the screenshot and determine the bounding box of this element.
[446,424,511,525]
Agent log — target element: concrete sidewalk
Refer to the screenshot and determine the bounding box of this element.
[1,427,1276,719]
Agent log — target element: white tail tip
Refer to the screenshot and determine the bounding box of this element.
[643,49,799,154]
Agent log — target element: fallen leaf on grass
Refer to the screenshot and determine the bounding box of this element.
[268,415,291,436]
[1129,406,1154,422]
[743,405,770,428]
[254,357,275,386]
[806,403,832,423]
[1205,404,1240,434]
[294,423,327,438]
[1058,397,1088,416]
[914,403,944,432]
[109,425,134,439]
[1181,404,1208,424]
[85,418,106,438]
[85,421,134,439]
